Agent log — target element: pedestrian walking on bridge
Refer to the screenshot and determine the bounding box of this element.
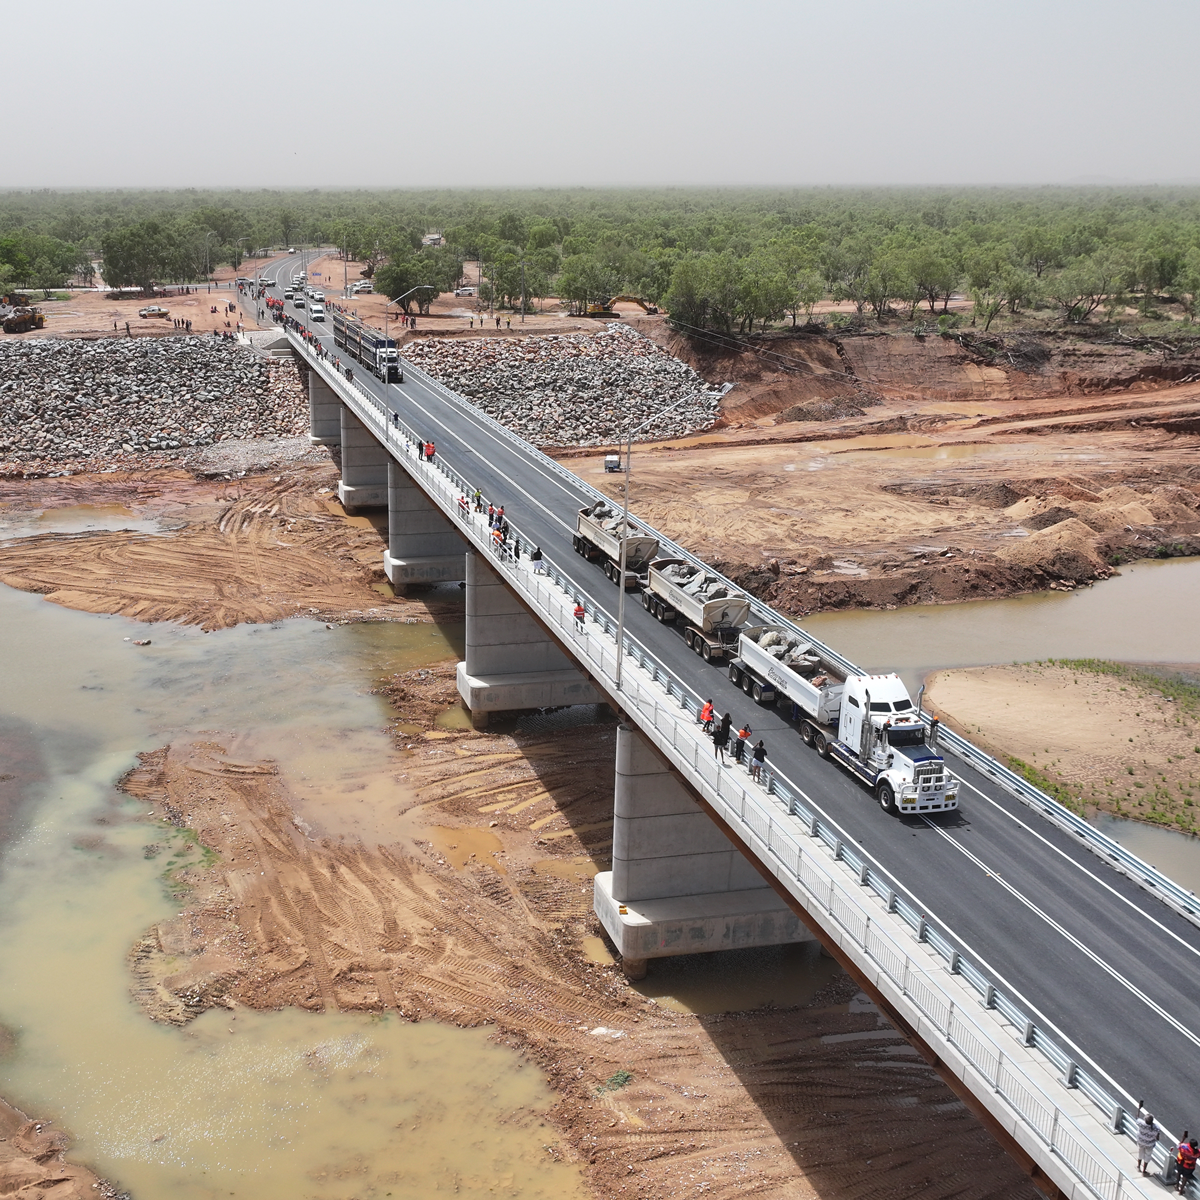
[1136,1104,1159,1176]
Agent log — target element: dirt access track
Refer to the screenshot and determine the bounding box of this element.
[566,319,1200,613]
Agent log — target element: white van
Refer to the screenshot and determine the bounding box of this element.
[310,304,325,321]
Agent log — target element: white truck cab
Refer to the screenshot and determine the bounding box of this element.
[832,674,958,814]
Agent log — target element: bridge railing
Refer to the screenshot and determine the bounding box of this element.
[295,332,1188,1199]
[400,354,1200,934]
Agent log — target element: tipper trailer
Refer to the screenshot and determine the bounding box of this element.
[643,558,752,663]
[573,503,659,588]
[729,625,958,815]
[332,311,402,382]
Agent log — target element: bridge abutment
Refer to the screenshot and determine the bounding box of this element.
[337,406,389,512]
[384,461,466,591]
[456,548,600,728]
[595,724,812,979]
[308,373,341,446]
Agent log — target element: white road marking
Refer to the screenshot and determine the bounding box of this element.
[921,815,1200,1049]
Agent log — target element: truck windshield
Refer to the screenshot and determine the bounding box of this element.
[887,727,926,748]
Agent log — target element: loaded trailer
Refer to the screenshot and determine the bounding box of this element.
[573,503,659,588]
[729,625,958,815]
[332,311,402,382]
[642,558,751,663]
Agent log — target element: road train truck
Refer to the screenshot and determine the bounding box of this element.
[332,311,402,382]
[643,558,751,663]
[729,625,959,814]
[573,502,659,588]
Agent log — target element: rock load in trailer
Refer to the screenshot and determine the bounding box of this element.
[574,501,660,587]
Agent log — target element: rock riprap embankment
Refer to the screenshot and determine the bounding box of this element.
[0,337,307,471]
[404,324,719,445]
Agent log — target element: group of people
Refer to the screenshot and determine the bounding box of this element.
[698,700,767,780]
[1136,1103,1198,1191]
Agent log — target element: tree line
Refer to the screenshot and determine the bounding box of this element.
[6,187,1200,327]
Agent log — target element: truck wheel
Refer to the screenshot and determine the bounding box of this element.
[683,629,693,649]
[751,682,764,703]
[729,664,741,687]
[641,592,652,612]
[799,722,814,746]
[700,642,713,662]
[572,536,581,554]
[814,732,830,759]
[877,782,898,815]
[742,674,754,696]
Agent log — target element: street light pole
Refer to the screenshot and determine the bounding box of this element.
[204,231,218,283]
[614,390,702,691]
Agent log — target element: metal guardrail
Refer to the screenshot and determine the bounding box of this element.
[400,354,1200,931]
[295,332,1192,1200]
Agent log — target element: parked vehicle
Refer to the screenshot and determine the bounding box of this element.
[573,502,658,588]
[138,305,170,319]
[728,625,959,814]
[352,280,373,294]
[310,304,326,321]
[643,558,750,663]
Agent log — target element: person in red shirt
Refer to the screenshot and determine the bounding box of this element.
[699,700,714,733]
[573,601,586,630]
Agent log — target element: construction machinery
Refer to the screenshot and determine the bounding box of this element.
[2,307,46,334]
[585,295,659,317]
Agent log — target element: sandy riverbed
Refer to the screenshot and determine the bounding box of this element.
[926,661,1200,827]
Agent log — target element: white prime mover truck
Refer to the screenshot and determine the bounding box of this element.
[642,558,752,663]
[729,625,959,815]
[573,503,659,588]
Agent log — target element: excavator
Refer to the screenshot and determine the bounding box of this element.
[2,306,46,334]
[585,295,659,317]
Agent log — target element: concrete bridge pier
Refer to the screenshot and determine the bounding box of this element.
[456,548,600,729]
[384,461,467,591]
[308,373,341,446]
[337,407,389,512]
[595,724,813,980]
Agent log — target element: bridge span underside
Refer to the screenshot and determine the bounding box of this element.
[281,308,1198,1200]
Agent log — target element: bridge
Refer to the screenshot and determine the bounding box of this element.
[259,257,1198,1200]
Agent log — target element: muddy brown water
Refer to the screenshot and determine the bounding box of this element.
[804,557,1200,889]
[0,586,585,1199]
[0,579,843,1195]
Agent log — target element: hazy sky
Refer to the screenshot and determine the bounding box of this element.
[8,0,1200,188]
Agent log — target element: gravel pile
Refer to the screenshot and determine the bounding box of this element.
[404,324,720,446]
[0,337,307,472]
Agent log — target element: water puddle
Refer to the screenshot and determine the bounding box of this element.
[534,857,601,882]
[581,935,615,966]
[435,700,475,730]
[424,825,505,871]
[0,586,583,1198]
[0,503,163,538]
[634,942,841,1015]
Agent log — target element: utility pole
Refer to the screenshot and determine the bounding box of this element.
[520,258,527,324]
[614,391,700,691]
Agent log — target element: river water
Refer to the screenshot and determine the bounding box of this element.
[0,587,586,1200]
[804,557,1200,891]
